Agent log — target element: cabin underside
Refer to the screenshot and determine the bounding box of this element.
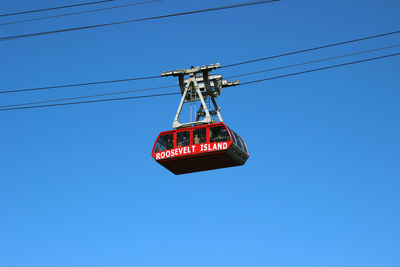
[157,145,248,175]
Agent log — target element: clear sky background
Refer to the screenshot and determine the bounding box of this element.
[1,0,399,266]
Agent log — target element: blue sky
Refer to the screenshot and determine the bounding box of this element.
[1,0,399,266]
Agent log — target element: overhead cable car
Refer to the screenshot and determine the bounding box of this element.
[152,63,249,175]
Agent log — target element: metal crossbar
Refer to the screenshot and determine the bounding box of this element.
[161,63,239,129]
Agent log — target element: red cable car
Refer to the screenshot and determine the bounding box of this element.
[152,63,249,175]
[152,122,249,175]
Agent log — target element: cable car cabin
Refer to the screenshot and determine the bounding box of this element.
[152,122,249,175]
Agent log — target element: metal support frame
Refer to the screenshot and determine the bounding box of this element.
[161,63,239,129]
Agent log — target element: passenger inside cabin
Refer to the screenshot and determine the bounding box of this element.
[154,133,175,152]
[194,134,200,144]
[210,126,230,143]
[177,131,190,147]
[182,136,189,146]
[166,136,173,150]
[193,128,206,144]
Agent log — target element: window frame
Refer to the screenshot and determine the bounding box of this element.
[193,127,207,145]
[209,125,231,143]
[154,133,175,153]
[176,130,191,147]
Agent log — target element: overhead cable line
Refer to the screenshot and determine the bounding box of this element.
[227,44,400,78]
[1,35,398,95]
[0,0,116,17]
[0,0,280,41]
[1,52,399,112]
[239,52,400,85]
[0,92,180,111]
[0,0,161,27]
[2,44,399,107]
[221,30,400,68]
[0,74,161,94]
[0,85,176,108]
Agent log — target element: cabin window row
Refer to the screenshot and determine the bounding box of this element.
[154,126,230,152]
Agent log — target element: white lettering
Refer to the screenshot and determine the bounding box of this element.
[156,142,230,160]
[223,142,228,149]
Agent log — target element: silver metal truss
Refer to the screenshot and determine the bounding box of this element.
[161,63,239,129]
